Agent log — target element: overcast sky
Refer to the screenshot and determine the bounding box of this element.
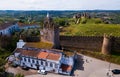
[0,0,120,10]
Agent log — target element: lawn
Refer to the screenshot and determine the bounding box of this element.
[61,24,120,36]
[25,42,53,49]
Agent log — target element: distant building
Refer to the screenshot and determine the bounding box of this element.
[17,22,40,30]
[8,39,74,75]
[0,22,19,36]
[0,22,40,36]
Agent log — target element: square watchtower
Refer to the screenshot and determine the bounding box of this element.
[40,13,60,49]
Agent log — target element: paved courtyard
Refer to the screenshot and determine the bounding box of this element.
[6,54,120,77]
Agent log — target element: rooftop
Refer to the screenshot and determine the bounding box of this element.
[0,22,14,30]
[18,22,39,27]
[47,52,61,61]
[37,51,48,59]
[21,50,39,57]
[15,47,61,61]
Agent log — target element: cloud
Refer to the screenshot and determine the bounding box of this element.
[0,0,120,10]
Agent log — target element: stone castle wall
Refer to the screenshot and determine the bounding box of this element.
[111,36,120,52]
[60,36,120,53]
[60,36,103,51]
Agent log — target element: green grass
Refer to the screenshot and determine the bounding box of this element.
[61,23,120,36]
[25,42,53,49]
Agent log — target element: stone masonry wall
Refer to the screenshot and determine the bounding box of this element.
[60,36,120,52]
[60,36,103,51]
[111,36,120,52]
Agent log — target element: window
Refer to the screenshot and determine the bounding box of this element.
[46,62,48,66]
[55,64,58,68]
[23,57,26,61]
[23,63,25,66]
[28,58,30,62]
[41,61,43,65]
[31,64,33,67]
[32,59,35,63]
[36,60,39,64]
[50,63,53,67]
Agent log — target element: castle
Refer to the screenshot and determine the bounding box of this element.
[40,13,60,49]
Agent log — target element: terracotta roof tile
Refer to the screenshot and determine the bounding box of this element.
[18,22,39,27]
[21,50,39,57]
[47,53,60,61]
[14,48,61,61]
[60,64,72,72]
[37,51,48,59]
[0,22,14,30]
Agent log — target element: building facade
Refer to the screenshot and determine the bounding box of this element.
[0,22,40,36]
[0,22,19,36]
[18,22,40,30]
[8,39,74,75]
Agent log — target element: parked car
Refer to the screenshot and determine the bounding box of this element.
[112,69,120,74]
[38,70,47,75]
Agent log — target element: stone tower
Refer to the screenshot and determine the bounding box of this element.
[40,13,60,49]
[101,34,112,55]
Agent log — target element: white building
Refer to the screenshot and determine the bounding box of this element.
[0,22,19,36]
[8,40,74,75]
[18,22,40,30]
[0,22,40,36]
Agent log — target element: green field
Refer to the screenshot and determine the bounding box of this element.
[61,23,120,36]
[60,17,120,36]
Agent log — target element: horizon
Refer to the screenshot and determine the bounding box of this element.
[0,9,120,11]
[0,0,120,10]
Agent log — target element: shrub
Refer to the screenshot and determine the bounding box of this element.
[15,73,24,77]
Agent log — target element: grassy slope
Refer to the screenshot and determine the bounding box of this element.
[61,18,120,36]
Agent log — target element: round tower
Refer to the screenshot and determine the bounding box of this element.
[101,34,112,55]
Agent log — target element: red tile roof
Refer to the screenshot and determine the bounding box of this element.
[47,53,60,61]
[37,51,61,61]
[60,64,72,72]
[0,22,14,30]
[18,22,38,27]
[15,48,61,61]
[21,50,39,57]
[37,51,48,59]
